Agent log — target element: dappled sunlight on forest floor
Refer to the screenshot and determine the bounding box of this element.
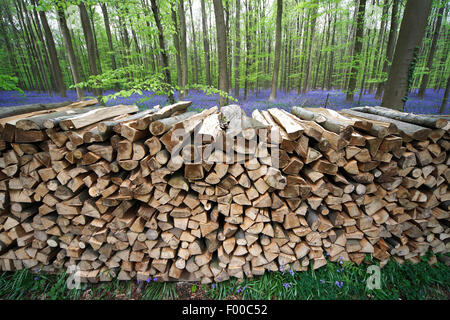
[0,88,447,115]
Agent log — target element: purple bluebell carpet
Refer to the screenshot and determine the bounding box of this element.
[0,88,448,115]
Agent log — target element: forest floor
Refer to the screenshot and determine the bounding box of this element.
[0,88,448,115]
[0,253,449,300]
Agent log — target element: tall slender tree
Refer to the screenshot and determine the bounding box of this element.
[178,0,189,98]
[34,0,66,97]
[150,0,175,103]
[100,2,119,90]
[375,0,400,100]
[188,0,199,84]
[79,2,101,97]
[302,1,317,93]
[382,0,433,111]
[212,0,229,107]
[234,0,241,98]
[345,0,366,102]
[440,76,449,114]
[56,5,83,100]
[269,0,283,101]
[171,6,183,91]
[418,1,445,99]
[200,0,212,87]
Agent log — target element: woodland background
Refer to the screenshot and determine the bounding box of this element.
[0,0,448,113]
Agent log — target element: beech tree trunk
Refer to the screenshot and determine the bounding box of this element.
[345,0,366,103]
[200,0,212,87]
[269,0,283,101]
[150,0,175,104]
[36,4,66,97]
[418,2,444,99]
[171,7,183,91]
[302,2,317,93]
[100,3,119,90]
[440,76,449,114]
[178,0,189,98]
[188,0,199,85]
[234,0,241,98]
[212,0,229,107]
[381,0,433,111]
[375,0,400,100]
[78,2,101,98]
[56,7,84,100]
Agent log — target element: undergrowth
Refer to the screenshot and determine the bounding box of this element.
[0,252,448,300]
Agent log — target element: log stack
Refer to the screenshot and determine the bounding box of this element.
[0,101,448,284]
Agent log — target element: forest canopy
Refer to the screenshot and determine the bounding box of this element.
[0,0,448,112]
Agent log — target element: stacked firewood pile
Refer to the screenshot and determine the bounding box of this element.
[0,100,448,284]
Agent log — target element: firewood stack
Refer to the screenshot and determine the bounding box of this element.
[0,100,448,284]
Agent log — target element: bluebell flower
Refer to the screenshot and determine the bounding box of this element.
[212,284,216,289]
[283,282,292,289]
[146,277,152,283]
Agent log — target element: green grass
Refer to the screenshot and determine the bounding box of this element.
[207,253,450,300]
[0,253,448,300]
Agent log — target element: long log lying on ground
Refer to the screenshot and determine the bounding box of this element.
[0,101,73,118]
[352,106,448,129]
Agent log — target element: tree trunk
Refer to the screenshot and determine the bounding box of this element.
[440,76,449,114]
[418,2,444,99]
[381,0,432,111]
[269,0,283,101]
[57,7,83,100]
[35,1,66,97]
[368,0,389,94]
[244,0,251,100]
[313,17,327,90]
[188,0,199,85]
[17,0,50,94]
[321,10,331,90]
[78,2,101,98]
[358,29,372,105]
[29,2,56,94]
[345,0,366,103]
[234,0,241,98]
[100,3,119,90]
[150,0,175,104]
[88,5,102,75]
[200,0,212,87]
[212,0,229,107]
[171,7,183,92]
[375,0,400,100]
[302,3,317,93]
[327,6,337,90]
[178,0,189,98]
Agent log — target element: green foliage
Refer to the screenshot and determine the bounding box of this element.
[141,282,178,300]
[73,65,174,104]
[0,75,24,95]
